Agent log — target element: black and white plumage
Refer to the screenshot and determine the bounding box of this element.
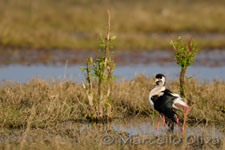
[149,74,189,134]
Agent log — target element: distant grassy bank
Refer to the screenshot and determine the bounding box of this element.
[0,0,225,50]
[0,75,224,130]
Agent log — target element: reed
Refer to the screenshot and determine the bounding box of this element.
[0,76,224,129]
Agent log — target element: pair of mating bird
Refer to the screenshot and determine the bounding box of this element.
[149,74,189,134]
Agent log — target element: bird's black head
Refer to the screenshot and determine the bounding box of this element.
[155,74,165,79]
[155,73,166,86]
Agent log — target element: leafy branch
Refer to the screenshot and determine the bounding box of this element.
[170,36,199,102]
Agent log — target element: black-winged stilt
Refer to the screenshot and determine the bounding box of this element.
[149,74,189,134]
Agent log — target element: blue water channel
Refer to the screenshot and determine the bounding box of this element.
[0,63,224,83]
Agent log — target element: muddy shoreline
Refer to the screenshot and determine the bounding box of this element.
[0,49,225,67]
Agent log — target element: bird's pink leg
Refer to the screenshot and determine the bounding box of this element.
[162,115,165,131]
[174,114,179,133]
[157,113,161,135]
[177,104,189,133]
[162,115,165,126]
[182,106,189,133]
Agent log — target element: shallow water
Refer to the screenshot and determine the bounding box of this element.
[0,50,225,82]
[111,118,224,137]
[0,63,224,83]
[0,118,223,144]
[72,118,224,138]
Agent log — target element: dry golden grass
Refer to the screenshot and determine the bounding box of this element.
[0,75,224,149]
[0,75,224,129]
[0,0,225,49]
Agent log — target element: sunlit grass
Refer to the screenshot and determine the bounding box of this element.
[0,75,224,129]
[0,75,224,149]
[0,0,225,49]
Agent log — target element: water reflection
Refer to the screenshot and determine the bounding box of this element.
[65,118,224,137]
[111,118,224,137]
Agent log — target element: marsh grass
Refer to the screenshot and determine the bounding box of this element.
[0,0,225,49]
[0,119,223,150]
[0,75,224,149]
[0,75,224,129]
